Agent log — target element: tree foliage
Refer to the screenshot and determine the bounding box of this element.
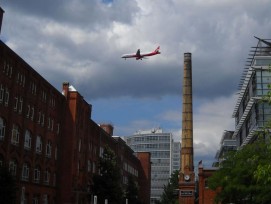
[158,170,179,204]
[208,140,271,204]
[93,145,123,204]
[125,175,140,204]
[0,165,16,203]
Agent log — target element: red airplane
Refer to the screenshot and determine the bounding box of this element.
[121,46,161,60]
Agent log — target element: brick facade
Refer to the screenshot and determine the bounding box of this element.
[0,40,151,204]
[198,162,218,204]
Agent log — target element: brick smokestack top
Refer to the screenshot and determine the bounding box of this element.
[181,52,194,173]
[100,124,114,136]
[62,82,69,98]
[0,7,4,34]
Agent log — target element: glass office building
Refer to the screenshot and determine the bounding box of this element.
[232,38,271,147]
[125,128,178,204]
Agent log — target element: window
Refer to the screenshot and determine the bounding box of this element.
[44,168,50,185]
[31,107,35,121]
[78,139,81,152]
[51,119,54,131]
[24,130,32,150]
[4,88,9,106]
[9,160,17,176]
[43,194,48,204]
[13,96,18,111]
[46,141,52,157]
[0,117,5,140]
[11,124,20,145]
[41,114,44,127]
[19,97,23,114]
[32,196,39,204]
[22,163,30,181]
[36,136,42,154]
[88,160,91,172]
[56,123,60,135]
[34,166,41,183]
[0,155,4,167]
[0,84,4,103]
[54,146,58,160]
[37,111,41,124]
[47,117,50,130]
[26,105,30,118]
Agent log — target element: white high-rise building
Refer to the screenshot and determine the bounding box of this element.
[172,141,181,171]
[125,128,180,204]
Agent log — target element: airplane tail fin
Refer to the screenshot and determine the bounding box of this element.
[154,46,160,54]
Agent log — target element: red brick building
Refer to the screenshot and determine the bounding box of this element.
[198,162,218,204]
[0,39,151,204]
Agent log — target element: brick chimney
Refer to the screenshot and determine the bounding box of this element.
[100,124,114,136]
[62,82,69,98]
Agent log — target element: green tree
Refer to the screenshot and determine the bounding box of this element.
[159,170,179,204]
[208,139,271,204]
[93,145,123,204]
[125,175,139,204]
[0,165,16,203]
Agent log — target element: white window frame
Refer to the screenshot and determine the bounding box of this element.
[32,196,39,204]
[0,84,4,103]
[9,160,17,176]
[31,106,35,121]
[46,141,52,158]
[41,114,44,127]
[43,194,48,204]
[21,163,30,181]
[37,111,41,124]
[11,124,20,145]
[19,97,23,114]
[44,169,50,185]
[26,105,30,118]
[0,117,5,140]
[13,96,18,111]
[24,130,31,150]
[55,146,57,160]
[36,136,42,154]
[4,88,9,106]
[34,166,41,183]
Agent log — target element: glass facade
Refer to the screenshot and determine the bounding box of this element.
[125,128,178,204]
[233,39,271,147]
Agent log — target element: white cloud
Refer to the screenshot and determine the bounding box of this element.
[1,0,270,166]
[193,94,237,158]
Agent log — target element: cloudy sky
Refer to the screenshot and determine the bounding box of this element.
[1,0,271,166]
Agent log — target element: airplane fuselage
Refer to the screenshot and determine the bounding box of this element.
[121,46,160,60]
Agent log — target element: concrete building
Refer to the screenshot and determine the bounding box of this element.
[232,37,271,147]
[0,38,151,204]
[172,141,181,172]
[214,131,236,165]
[125,128,174,204]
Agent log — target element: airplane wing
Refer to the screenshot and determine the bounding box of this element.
[136,49,143,60]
